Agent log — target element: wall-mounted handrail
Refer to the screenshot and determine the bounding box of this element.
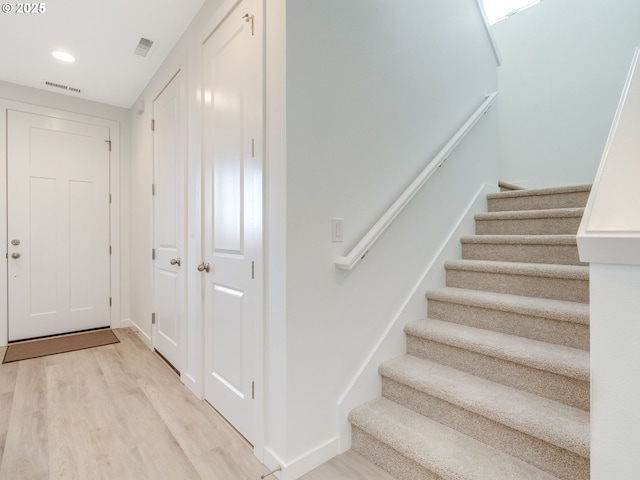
[335,92,498,270]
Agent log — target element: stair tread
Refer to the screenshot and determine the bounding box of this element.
[350,397,560,480]
[445,259,589,280]
[405,318,590,381]
[380,355,590,457]
[476,207,584,221]
[487,184,591,200]
[460,234,577,245]
[426,287,589,325]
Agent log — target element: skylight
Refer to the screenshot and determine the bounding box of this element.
[482,0,542,24]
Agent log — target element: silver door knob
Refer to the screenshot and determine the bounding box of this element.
[11,252,20,259]
[170,258,181,266]
[197,262,210,273]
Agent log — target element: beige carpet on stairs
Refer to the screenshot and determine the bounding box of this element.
[349,184,591,480]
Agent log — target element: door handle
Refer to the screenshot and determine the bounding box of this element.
[11,252,20,259]
[170,258,181,266]
[197,262,210,273]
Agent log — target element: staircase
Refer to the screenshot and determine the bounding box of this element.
[349,184,591,480]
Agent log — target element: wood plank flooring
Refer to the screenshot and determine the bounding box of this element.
[0,328,269,480]
[0,328,396,480]
[299,450,395,480]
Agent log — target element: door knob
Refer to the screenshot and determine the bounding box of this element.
[11,252,20,259]
[197,262,210,273]
[170,258,181,266]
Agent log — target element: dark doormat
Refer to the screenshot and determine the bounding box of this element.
[2,329,120,363]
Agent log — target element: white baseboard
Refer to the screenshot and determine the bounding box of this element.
[121,318,152,348]
[335,183,497,453]
[264,436,339,480]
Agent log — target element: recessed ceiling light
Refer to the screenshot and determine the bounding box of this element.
[52,51,76,63]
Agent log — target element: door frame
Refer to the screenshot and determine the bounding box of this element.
[194,0,265,459]
[0,100,121,347]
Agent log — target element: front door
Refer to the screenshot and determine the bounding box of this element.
[202,0,263,446]
[153,70,187,372]
[7,110,111,341]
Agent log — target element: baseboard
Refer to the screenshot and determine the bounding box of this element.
[335,182,498,452]
[263,437,339,480]
[121,318,152,348]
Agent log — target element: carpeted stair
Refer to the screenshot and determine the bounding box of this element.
[349,184,591,480]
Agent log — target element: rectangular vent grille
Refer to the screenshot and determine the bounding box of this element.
[134,37,154,57]
[44,81,82,94]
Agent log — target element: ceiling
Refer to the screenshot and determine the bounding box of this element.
[0,0,206,108]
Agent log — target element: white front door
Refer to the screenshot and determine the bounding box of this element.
[202,0,263,446]
[7,110,111,341]
[153,71,187,372]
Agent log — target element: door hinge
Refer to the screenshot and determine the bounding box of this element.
[151,119,155,131]
[152,312,156,325]
[252,381,255,400]
[109,297,112,307]
[109,193,112,204]
[243,13,255,36]
[251,261,255,280]
[251,139,255,158]
[105,140,112,151]
[152,184,156,195]
[152,248,156,260]
[109,245,112,255]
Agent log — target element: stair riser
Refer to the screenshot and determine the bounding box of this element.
[406,335,590,410]
[488,192,590,212]
[461,243,585,266]
[446,269,589,303]
[427,299,589,351]
[352,427,440,480]
[382,378,589,480]
[475,217,582,235]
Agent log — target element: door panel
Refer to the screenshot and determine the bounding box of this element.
[153,70,187,371]
[7,110,111,341]
[202,0,262,446]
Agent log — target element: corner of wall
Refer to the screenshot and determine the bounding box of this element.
[123,318,152,348]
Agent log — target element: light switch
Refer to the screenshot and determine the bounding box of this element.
[331,218,344,242]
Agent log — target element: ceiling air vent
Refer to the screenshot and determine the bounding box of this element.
[134,37,155,57]
[44,81,82,94]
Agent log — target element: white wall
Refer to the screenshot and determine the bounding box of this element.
[589,264,640,479]
[284,0,498,472]
[492,0,640,188]
[0,80,131,343]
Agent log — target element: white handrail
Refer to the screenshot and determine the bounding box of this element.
[335,92,498,270]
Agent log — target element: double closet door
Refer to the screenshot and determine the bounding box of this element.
[152,0,263,447]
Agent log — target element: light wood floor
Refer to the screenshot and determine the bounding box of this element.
[0,328,395,480]
[299,450,395,480]
[0,328,270,480]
